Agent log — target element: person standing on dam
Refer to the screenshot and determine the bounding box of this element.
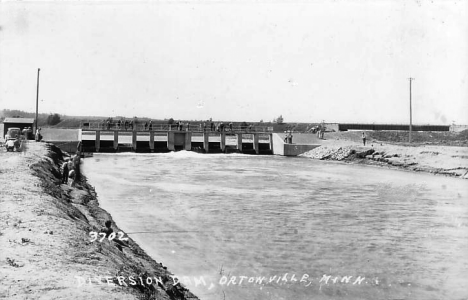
[35,128,42,142]
[362,132,367,146]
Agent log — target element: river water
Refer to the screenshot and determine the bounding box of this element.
[82,152,468,300]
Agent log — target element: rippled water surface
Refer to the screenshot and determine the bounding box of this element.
[82,152,468,300]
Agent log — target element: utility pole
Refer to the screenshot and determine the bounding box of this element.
[408,77,414,143]
[35,68,41,131]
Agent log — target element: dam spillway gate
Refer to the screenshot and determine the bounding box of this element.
[80,129,274,155]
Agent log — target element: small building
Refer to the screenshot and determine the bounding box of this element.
[2,117,35,138]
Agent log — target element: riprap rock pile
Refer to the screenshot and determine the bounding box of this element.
[301,146,354,161]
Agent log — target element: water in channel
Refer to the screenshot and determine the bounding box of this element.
[82,152,468,300]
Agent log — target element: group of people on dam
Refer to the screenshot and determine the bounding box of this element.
[92,118,260,133]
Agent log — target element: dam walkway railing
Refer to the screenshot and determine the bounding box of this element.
[80,122,273,133]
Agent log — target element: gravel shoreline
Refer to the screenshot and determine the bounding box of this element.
[0,142,199,300]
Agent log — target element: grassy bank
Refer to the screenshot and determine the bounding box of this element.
[0,142,198,300]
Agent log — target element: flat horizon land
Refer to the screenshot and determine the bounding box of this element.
[2,108,466,130]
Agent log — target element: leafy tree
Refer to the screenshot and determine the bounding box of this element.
[47,113,61,126]
[168,118,175,124]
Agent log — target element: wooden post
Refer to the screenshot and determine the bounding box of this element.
[408,77,414,143]
[203,132,209,153]
[253,133,259,154]
[237,133,243,151]
[149,131,154,152]
[35,68,40,132]
[113,131,118,150]
[95,130,100,152]
[269,133,274,151]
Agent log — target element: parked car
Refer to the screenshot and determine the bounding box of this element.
[4,127,21,152]
[5,127,21,140]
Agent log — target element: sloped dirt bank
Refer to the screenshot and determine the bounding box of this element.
[0,142,199,300]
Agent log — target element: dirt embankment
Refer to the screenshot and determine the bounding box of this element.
[0,142,199,300]
[298,130,468,179]
[301,144,468,179]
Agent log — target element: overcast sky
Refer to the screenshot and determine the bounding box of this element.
[0,0,466,124]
